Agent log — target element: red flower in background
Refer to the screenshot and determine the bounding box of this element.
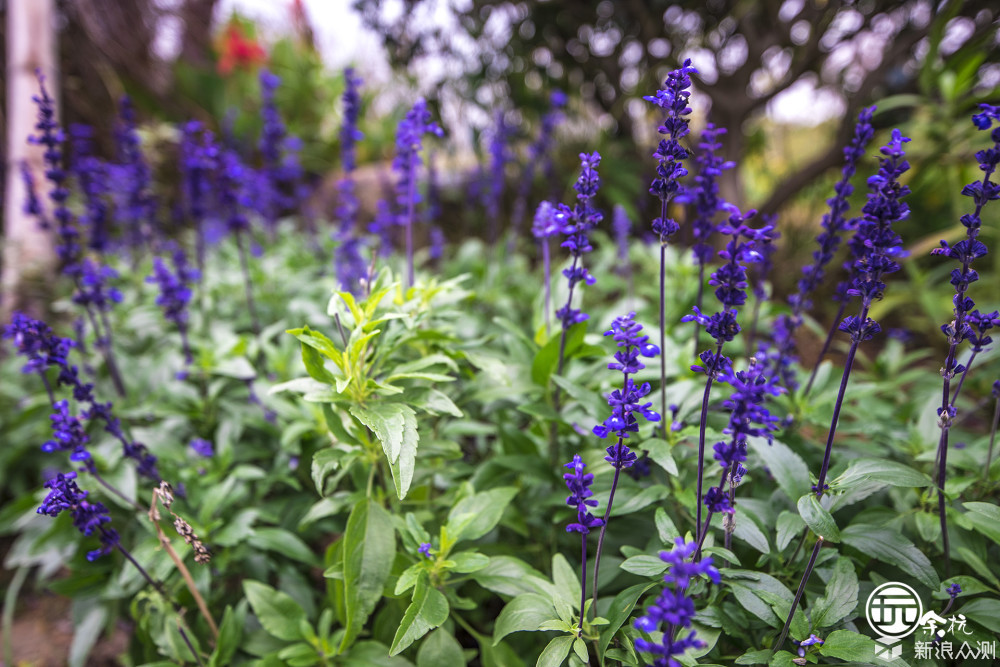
[217,22,267,75]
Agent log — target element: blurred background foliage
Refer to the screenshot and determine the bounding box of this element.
[1,0,999,353]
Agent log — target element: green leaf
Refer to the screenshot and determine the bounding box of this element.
[958,598,1000,633]
[448,551,490,573]
[210,603,246,667]
[644,438,679,476]
[842,524,939,589]
[341,499,396,651]
[535,635,575,667]
[797,495,841,542]
[654,507,679,544]
[417,628,465,666]
[531,322,586,386]
[810,557,858,629]
[551,553,582,610]
[735,649,772,665]
[244,580,307,642]
[493,594,557,645]
[390,575,450,656]
[470,556,549,597]
[819,629,878,661]
[395,563,422,596]
[962,502,1000,546]
[446,487,518,543]
[350,405,419,496]
[775,511,805,551]
[957,547,1000,588]
[68,603,107,667]
[344,640,417,666]
[248,528,320,566]
[748,437,810,502]
[598,582,658,660]
[620,555,669,577]
[834,459,933,489]
[311,449,341,495]
[732,508,771,553]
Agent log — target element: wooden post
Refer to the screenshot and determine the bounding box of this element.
[2,0,57,318]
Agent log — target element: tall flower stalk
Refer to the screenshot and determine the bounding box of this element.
[792,107,876,394]
[682,211,763,543]
[590,313,660,606]
[634,538,719,666]
[393,99,442,288]
[813,129,911,496]
[687,123,735,355]
[532,201,562,337]
[563,455,603,635]
[645,59,696,430]
[929,105,1000,573]
[335,68,367,291]
[549,153,603,465]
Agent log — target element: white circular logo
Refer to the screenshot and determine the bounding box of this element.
[866,582,923,639]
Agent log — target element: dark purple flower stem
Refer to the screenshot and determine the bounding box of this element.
[695,342,724,543]
[80,303,126,397]
[805,301,848,396]
[694,263,705,359]
[591,437,624,610]
[660,245,668,431]
[814,304,868,496]
[234,231,261,335]
[549,254,581,466]
[773,536,824,655]
[578,534,588,636]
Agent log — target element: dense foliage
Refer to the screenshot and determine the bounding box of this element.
[2,60,1000,667]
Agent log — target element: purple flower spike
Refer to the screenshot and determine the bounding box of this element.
[563,455,603,535]
[634,538,717,665]
[554,153,603,329]
[394,98,443,286]
[37,471,120,561]
[418,542,432,558]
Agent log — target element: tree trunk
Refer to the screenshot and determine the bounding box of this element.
[2,0,57,319]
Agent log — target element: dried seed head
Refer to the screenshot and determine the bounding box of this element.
[158,481,174,509]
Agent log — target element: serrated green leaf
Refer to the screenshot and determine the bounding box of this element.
[446,487,518,543]
[341,500,396,651]
[797,494,840,542]
[448,551,490,573]
[811,557,859,629]
[962,502,1000,546]
[390,575,450,656]
[417,628,465,666]
[535,635,575,667]
[244,580,307,641]
[598,582,658,660]
[834,459,933,489]
[842,524,939,589]
[748,437,810,501]
[776,511,805,551]
[819,629,878,661]
[248,528,320,566]
[493,594,558,645]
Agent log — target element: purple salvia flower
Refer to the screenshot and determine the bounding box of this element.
[634,538,718,665]
[510,90,567,246]
[688,123,735,266]
[393,99,443,286]
[928,105,1000,573]
[554,152,602,329]
[37,471,120,561]
[70,124,112,252]
[646,59,696,442]
[147,245,199,365]
[813,129,911,497]
[418,542,432,558]
[257,70,303,229]
[72,259,123,314]
[563,454,603,635]
[41,400,94,471]
[189,438,213,457]
[795,634,825,658]
[3,312,75,379]
[112,96,156,253]
[486,109,514,244]
[335,68,367,290]
[20,160,46,224]
[30,74,80,274]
